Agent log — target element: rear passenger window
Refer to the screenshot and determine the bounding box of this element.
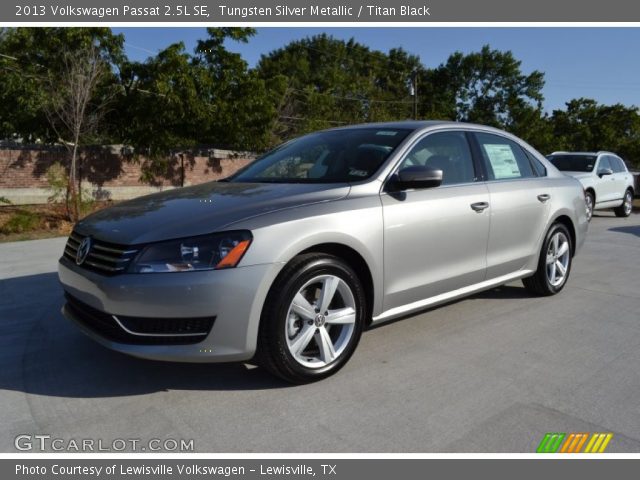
[525,150,547,177]
[474,133,535,180]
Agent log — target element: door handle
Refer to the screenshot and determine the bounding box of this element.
[470,201,489,212]
[537,194,551,203]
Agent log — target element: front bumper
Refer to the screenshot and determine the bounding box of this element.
[58,256,282,362]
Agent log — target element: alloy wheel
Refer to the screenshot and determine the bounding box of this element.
[585,193,593,221]
[624,191,633,216]
[546,231,570,287]
[285,274,356,369]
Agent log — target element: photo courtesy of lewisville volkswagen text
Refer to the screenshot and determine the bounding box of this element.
[0,0,639,477]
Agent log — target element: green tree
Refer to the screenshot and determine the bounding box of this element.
[421,45,545,133]
[550,98,640,166]
[112,27,275,179]
[256,34,421,144]
[0,27,124,143]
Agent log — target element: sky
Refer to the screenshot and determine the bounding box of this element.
[112,27,640,113]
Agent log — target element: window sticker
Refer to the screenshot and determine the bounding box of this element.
[376,130,398,136]
[348,168,369,177]
[483,144,521,179]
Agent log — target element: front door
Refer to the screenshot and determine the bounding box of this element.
[381,130,490,313]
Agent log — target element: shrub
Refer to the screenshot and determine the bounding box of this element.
[45,162,69,204]
[0,210,41,234]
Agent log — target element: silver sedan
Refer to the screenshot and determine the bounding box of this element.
[58,121,588,383]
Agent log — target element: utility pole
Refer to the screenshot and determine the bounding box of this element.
[411,69,418,120]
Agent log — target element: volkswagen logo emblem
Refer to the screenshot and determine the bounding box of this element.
[76,237,92,265]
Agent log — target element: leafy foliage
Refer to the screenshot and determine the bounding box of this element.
[256,34,421,144]
[1,28,639,178]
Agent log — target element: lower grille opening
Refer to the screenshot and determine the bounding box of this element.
[64,293,215,346]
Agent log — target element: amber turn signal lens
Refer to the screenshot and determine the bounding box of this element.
[215,239,251,269]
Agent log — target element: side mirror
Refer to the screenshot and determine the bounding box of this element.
[389,166,443,191]
[597,168,613,178]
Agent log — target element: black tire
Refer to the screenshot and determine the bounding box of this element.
[585,190,594,222]
[523,223,573,296]
[614,189,634,218]
[256,253,366,384]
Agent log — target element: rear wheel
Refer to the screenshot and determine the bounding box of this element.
[523,223,573,296]
[614,189,633,217]
[257,253,366,384]
[584,191,594,221]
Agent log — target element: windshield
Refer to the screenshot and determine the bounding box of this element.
[230,128,412,183]
[547,154,597,172]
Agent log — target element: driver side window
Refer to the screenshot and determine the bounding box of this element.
[397,131,476,186]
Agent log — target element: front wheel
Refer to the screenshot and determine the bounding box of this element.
[614,189,633,217]
[523,223,573,296]
[257,253,366,384]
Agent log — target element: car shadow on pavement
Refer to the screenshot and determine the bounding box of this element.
[470,285,537,300]
[0,272,291,398]
[608,224,640,238]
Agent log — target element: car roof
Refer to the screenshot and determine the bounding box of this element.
[328,120,506,133]
[548,151,616,156]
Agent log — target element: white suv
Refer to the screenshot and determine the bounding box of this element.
[547,151,635,220]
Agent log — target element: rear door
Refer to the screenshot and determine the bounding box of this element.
[471,132,552,279]
[610,156,631,202]
[381,130,490,312]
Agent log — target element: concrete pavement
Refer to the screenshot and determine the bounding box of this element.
[0,212,639,452]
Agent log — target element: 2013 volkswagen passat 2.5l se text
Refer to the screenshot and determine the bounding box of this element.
[59,121,588,383]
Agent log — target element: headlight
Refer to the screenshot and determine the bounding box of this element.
[130,231,252,273]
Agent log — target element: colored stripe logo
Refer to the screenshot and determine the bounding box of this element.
[537,432,613,453]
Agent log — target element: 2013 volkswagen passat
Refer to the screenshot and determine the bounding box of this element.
[59,121,588,383]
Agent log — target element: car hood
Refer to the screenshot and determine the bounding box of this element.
[75,182,350,245]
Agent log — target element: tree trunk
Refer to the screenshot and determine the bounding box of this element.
[69,142,79,222]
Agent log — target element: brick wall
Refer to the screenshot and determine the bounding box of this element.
[0,147,255,204]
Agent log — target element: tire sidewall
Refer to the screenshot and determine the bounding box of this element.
[267,256,366,381]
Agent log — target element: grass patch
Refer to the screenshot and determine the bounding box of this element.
[1,210,42,234]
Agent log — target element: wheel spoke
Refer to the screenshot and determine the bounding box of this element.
[318,276,340,314]
[326,307,356,325]
[291,293,316,320]
[556,241,569,258]
[316,326,336,363]
[548,262,556,283]
[290,325,316,356]
[552,234,559,255]
[555,260,567,276]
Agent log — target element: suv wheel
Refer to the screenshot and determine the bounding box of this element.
[584,191,594,221]
[257,253,366,384]
[614,189,633,217]
[523,223,573,296]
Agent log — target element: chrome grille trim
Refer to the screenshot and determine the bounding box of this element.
[92,244,137,255]
[112,315,208,337]
[62,231,139,275]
